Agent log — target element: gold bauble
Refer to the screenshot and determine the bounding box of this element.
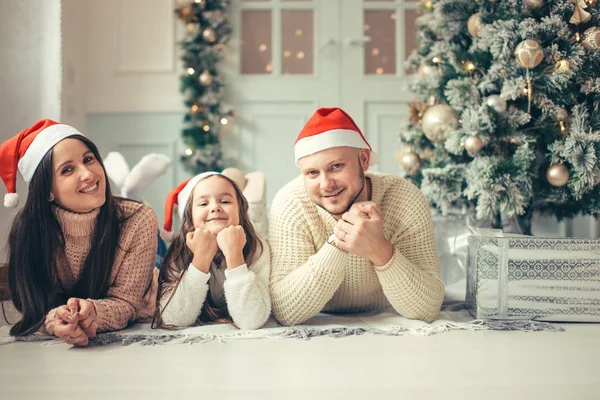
[398,151,422,173]
[421,104,459,143]
[199,69,213,86]
[555,59,570,72]
[467,13,482,38]
[464,136,484,154]
[514,39,544,69]
[485,95,507,113]
[417,64,437,78]
[202,27,217,43]
[546,163,570,187]
[524,0,544,8]
[582,27,600,51]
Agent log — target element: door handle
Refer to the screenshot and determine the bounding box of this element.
[319,38,337,50]
[347,36,371,46]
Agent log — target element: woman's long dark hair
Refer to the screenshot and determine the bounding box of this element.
[7,135,123,336]
[153,174,263,329]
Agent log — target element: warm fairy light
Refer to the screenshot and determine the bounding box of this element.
[191,104,199,113]
[203,124,210,131]
[372,48,380,56]
[465,62,475,72]
[376,67,384,75]
[432,57,440,64]
[425,1,433,8]
[391,13,397,20]
[187,23,196,31]
[296,29,303,36]
[559,121,566,133]
[284,50,291,58]
[185,148,193,156]
[575,32,581,42]
[187,67,195,75]
[297,51,305,59]
[363,24,370,31]
[220,117,228,125]
[259,44,267,52]
[266,64,273,72]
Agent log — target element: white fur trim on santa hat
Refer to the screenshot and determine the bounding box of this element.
[18,124,85,183]
[177,171,221,221]
[160,227,175,243]
[294,129,379,166]
[4,193,19,208]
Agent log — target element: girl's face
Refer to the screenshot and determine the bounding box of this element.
[50,138,107,213]
[190,176,240,235]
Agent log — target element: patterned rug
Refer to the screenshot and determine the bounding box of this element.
[0,306,563,347]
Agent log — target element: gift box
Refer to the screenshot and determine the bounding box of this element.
[466,235,600,322]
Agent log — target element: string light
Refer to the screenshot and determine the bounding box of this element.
[259,44,267,52]
[220,117,228,125]
[185,148,193,156]
[187,67,195,75]
[203,124,210,132]
[191,104,199,113]
[465,62,476,72]
[432,57,441,64]
[559,121,567,133]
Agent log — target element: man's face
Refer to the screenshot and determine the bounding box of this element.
[298,147,370,217]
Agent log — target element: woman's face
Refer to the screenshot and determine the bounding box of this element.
[50,138,107,213]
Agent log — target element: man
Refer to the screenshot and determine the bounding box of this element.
[269,107,444,326]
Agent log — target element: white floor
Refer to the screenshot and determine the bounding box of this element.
[1,323,599,400]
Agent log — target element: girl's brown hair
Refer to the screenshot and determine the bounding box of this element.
[152,174,263,329]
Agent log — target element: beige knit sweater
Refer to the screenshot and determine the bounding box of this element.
[44,199,158,334]
[268,171,444,326]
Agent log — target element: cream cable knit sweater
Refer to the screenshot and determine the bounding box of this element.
[159,238,271,330]
[269,171,444,326]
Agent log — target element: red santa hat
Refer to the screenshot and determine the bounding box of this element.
[161,171,221,241]
[294,107,379,166]
[0,119,85,208]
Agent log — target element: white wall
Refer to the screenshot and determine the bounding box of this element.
[0,0,62,256]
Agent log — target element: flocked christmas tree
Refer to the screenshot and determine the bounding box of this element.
[175,0,233,173]
[401,0,600,234]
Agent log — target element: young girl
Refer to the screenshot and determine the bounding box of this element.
[0,119,158,346]
[154,172,271,330]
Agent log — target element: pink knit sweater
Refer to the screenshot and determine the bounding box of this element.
[43,199,158,334]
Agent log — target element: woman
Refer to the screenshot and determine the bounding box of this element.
[0,119,158,346]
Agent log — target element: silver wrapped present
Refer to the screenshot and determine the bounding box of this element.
[466,235,600,322]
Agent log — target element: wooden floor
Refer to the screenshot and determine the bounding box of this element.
[1,321,599,399]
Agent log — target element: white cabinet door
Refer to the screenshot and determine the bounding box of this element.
[226,0,343,204]
[339,0,419,175]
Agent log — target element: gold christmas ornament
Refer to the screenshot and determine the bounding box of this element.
[514,39,544,69]
[464,136,485,154]
[524,0,544,8]
[582,27,600,51]
[584,0,597,6]
[546,163,570,187]
[421,104,460,143]
[555,59,571,71]
[396,150,422,173]
[202,26,217,43]
[467,13,482,38]
[570,0,591,25]
[417,64,437,78]
[175,5,196,23]
[485,95,507,113]
[199,69,213,86]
